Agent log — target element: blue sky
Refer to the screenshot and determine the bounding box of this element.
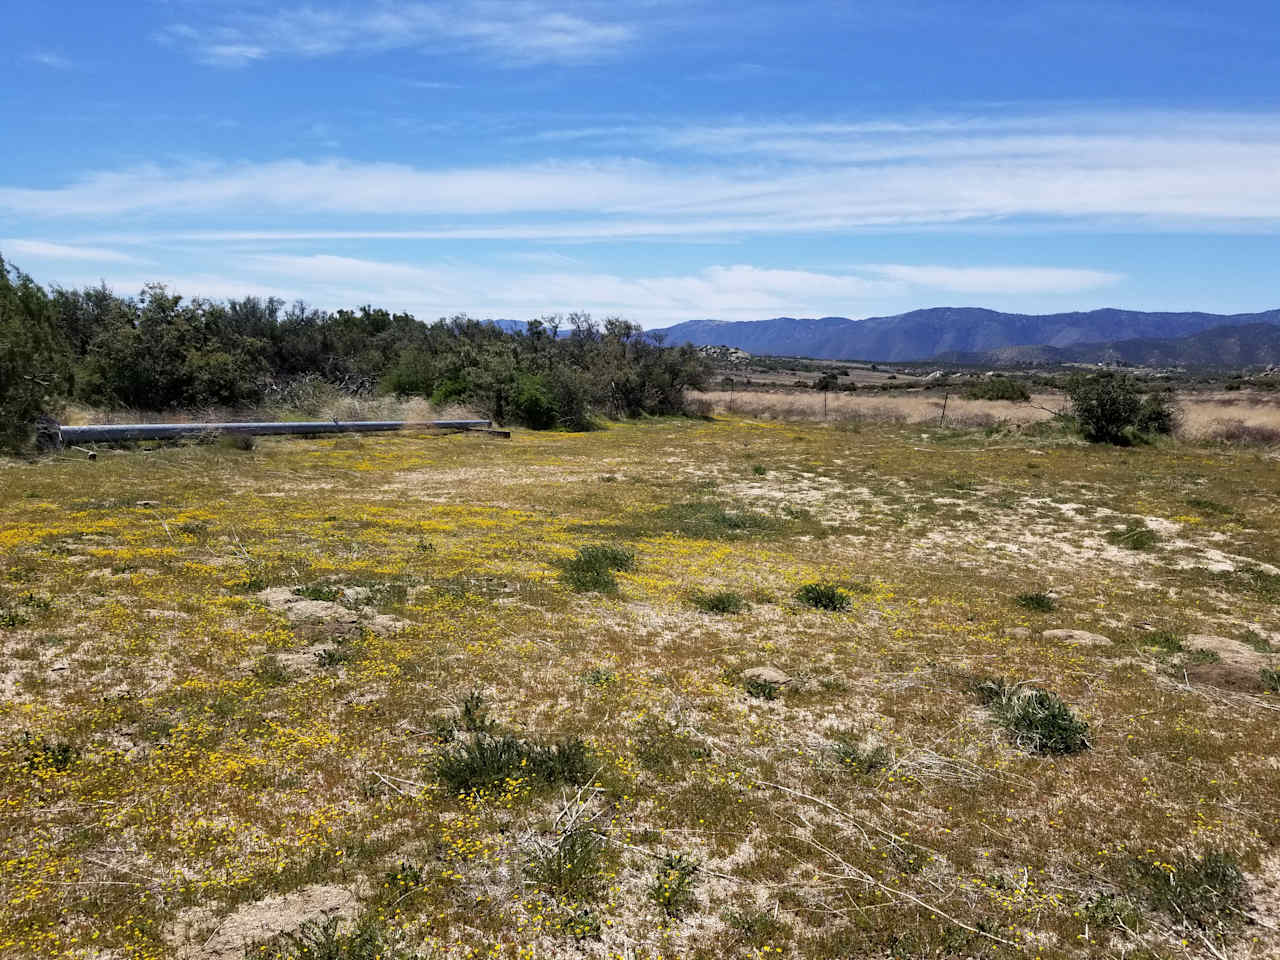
[3,1,1279,327]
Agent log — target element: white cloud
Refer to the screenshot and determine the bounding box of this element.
[27,51,73,69]
[160,2,636,67]
[1,239,139,264]
[5,111,1280,233]
[58,254,1120,325]
[862,264,1122,294]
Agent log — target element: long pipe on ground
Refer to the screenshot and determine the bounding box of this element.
[57,419,494,444]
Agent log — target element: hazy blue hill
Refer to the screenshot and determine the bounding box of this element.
[653,307,1280,362]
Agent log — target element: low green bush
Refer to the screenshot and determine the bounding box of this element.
[972,677,1090,755]
[795,582,852,612]
[435,734,594,793]
[690,590,748,614]
[649,852,700,918]
[560,543,636,593]
[1014,592,1055,612]
[1129,850,1250,930]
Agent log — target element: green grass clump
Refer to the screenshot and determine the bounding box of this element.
[1014,591,1055,613]
[649,853,700,918]
[1129,850,1250,930]
[582,667,617,687]
[252,654,291,686]
[1145,630,1184,653]
[690,590,748,614]
[457,690,494,732]
[293,583,342,602]
[744,676,779,700]
[1261,668,1280,693]
[973,677,1090,755]
[314,646,353,668]
[1105,521,1160,551]
[22,735,78,772]
[435,734,594,794]
[250,915,408,960]
[560,544,636,593]
[795,582,852,612]
[832,739,891,774]
[526,827,606,900]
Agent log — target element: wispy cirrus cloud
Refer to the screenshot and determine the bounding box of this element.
[1,238,139,264]
[862,264,1121,294]
[26,51,74,69]
[158,2,638,67]
[4,111,1280,235]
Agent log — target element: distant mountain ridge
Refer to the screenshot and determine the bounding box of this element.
[652,307,1280,363]
[938,322,1280,368]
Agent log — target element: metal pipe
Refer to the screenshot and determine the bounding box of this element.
[58,419,492,444]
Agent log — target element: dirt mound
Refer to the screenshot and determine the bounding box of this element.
[172,884,357,959]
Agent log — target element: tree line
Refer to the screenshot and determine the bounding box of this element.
[0,256,710,452]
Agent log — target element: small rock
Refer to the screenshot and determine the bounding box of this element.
[1185,634,1267,670]
[1042,629,1113,646]
[743,666,792,686]
[136,500,160,508]
[1005,627,1033,639]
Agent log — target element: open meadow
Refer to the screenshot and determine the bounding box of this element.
[1,417,1278,960]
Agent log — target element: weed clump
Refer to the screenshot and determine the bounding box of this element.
[1014,591,1055,613]
[526,827,606,900]
[1261,668,1280,693]
[560,543,636,594]
[314,647,352,668]
[649,852,700,918]
[435,734,594,794]
[250,915,407,960]
[832,738,891,774]
[252,654,291,686]
[744,676,779,700]
[22,734,78,772]
[582,667,617,687]
[293,583,342,602]
[1105,520,1160,551]
[457,690,495,732]
[972,677,1090,755]
[795,582,852,612]
[1129,850,1250,930]
[691,590,748,614]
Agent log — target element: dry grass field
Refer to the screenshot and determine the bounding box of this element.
[2,416,1279,960]
[691,389,1280,446]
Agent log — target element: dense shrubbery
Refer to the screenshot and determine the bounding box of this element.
[0,258,709,450]
[965,376,1030,402]
[0,258,70,452]
[1065,371,1177,444]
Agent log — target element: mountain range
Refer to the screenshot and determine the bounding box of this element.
[651,307,1280,366]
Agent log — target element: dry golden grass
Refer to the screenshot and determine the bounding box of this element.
[1,417,1278,960]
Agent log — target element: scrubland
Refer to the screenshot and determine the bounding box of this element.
[1,415,1278,960]
[691,388,1280,447]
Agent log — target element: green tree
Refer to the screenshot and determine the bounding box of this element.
[0,257,69,453]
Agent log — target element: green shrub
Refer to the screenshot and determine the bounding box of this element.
[1129,850,1250,930]
[1261,668,1280,693]
[966,377,1031,403]
[252,654,291,686]
[795,582,852,612]
[582,667,617,687]
[1145,630,1184,653]
[690,590,747,614]
[1065,372,1175,444]
[457,690,494,732]
[22,734,78,772]
[0,257,69,454]
[435,734,594,794]
[832,739,891,774]
[249,915,408,960]
[1105,521,1160,551]
[1014,592,1055,612]
[526,827,605,900]
[973,677,1090,755]
[649,853,700,918]
[314,647,352,668]
[560,544,636,594]
[293,584,342,602]
[744,677,779,700]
